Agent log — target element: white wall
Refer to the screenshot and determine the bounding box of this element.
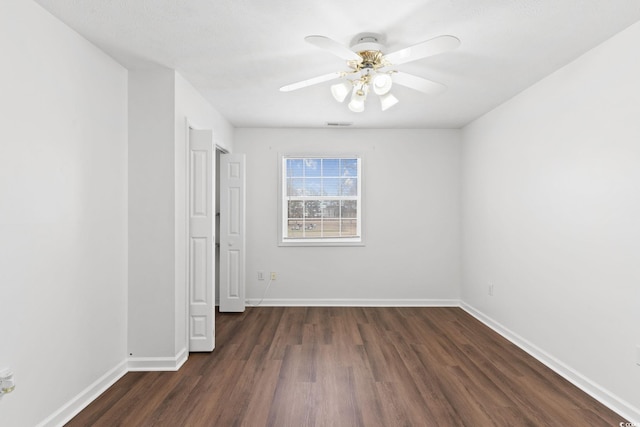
[234,128,461,305]
[128,68,234,365]
[461,21,640,421]
[128,68,177,361]
[0,1,128,425]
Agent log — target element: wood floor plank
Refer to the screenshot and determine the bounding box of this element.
[313,364,365,427]
[267,380,316,426]
[64,372,145,427]
[66,307,628,426]
[211,345,271,426]
[239,359,282,427]
[144,375,202,427]
[350,364,387,427]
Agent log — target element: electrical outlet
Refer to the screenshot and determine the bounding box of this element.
[488,283,494,296]
[270,272,277,280]
[257,271,265,281]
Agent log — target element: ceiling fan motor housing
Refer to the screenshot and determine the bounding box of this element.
[357,51,385,70]
[350,32,386,54]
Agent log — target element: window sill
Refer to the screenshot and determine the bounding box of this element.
[278,239,365,247]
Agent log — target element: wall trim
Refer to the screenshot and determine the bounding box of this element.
[460,302,640,424]
[128,347,188,372]
[41,348,189,426]
[37,360,128,427]
[245,298,461,307]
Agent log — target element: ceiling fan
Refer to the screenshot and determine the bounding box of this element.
[279,32,460,113]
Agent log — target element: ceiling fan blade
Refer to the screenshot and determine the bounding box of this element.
[384,35,460,65]
[305,35,362,62]
[392,72,446,95]
[279,72,343,92]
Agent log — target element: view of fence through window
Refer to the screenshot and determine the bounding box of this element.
[283,157,361,241]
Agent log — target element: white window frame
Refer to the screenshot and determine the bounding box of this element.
[278,154,364,247]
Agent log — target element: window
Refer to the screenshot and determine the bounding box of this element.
[280,155,362,245]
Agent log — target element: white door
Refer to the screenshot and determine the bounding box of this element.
[219,154,246,312]
[188,128,215,351]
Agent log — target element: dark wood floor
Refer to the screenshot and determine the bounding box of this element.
[67,307,625,426]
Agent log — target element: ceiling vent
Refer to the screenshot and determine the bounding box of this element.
[326,122,353,127]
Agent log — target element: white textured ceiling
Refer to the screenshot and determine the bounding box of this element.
[35,0,640,129]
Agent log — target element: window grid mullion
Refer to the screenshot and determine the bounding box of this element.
[283,156,360,242]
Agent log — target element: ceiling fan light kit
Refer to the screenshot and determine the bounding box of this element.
[373,74,392,95]
[331,80,352,102]
[280,32,460,113]
[379,92,399,111]
[348,81,368,112]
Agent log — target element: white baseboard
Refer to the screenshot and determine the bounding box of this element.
[37,360,128,427]
[39,348,189,426]
[40,303,639,426]
[460,302,640,424]
[245,298,461,307]
[128,347,188,372]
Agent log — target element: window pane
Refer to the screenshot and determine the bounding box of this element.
[341,200,357,218]
[323,218,340,237]
[341,178,357,196]
[341,158,358,177]
[288,219,304,238]
[322,178,340,196]
[287,159,303,177]
[304,200,322,218]
[304,178,321,196]
[304,220,321,237]
[322,158,340,176]
[288,201,303,218]
[340,219,358,236]
[322,200,340,218]
[287,178,303,196]
[304,158,321,177]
